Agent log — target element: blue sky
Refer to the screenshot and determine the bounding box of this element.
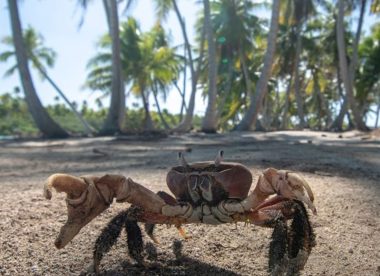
[0,0,204,114]
[0,1,378,123]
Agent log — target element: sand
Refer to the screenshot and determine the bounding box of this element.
[0,130,379,275]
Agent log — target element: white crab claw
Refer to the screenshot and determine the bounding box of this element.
[262,168,317,215]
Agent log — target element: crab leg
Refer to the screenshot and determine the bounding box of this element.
[120,198,301,227]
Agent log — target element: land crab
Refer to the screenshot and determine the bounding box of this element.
[43,151,316,275]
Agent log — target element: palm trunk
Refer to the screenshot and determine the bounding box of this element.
[140,87,154,131]
[336,0,368,131]
[294,23,306,129]
[36,65,94,135]
[261,94,270,129]
[281,75,293,130]
[217,58,233,119]
[313,73,322,130]
[273,80,281,129]
[235,0,280,131]
[152,82,170,130]
[172,0,197,131]
[173,81,188,113]
[201,0,218,133]
[100,0,126,135]
[239,47,252,101]
[349,0,366,84]
[180,43,187,121]
[8,0,68,138]
[329,66,347,130]
[314,71,330,130]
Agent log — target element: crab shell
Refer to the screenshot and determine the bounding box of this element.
[166,162,253,201]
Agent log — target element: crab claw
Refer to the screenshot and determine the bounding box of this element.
[44,173,166,249]
[44,174,108,249]
[260,168,317,215]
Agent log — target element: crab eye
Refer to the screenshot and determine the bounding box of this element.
[199,177,211,191]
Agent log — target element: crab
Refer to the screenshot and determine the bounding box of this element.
[43,151,316,275]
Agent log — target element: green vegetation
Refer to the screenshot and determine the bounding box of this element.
[0,91,202,136]
[1,1,379,137]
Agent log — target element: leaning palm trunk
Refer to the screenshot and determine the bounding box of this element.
[336,0,368,131]
[35,65,94,136]
[100,0,126,135]
[173,81,188,114]
[201,0,219,133]
[235,0,280,131]
[172,0,196,132]
[173,0,206,132]
[8,0,68,138]
[152,83,170,130]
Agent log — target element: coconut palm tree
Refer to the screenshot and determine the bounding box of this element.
[78,0,128,135]
[6,0,68,138]
[356,23,380,122]
[99,0,126,135]
[0,27,94,135]
[86,18,180,131]
[130,22,180,130]
[202,0,265,129]
[235,0,281,131]
[201,0,219,133]
[153,0,207,132]
[336,0,368,131]
[276,0,318,129]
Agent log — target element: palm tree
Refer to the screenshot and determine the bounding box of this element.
[86,18,180,131]
[99,0,126,135]
[131,23,180,130]
[154,0,206,131]
[202,0,265,129]
[336,0,368,131]
[356,23,380,123]
[78,0,128,135]
[0,27,94,136]
[292,0,314,129]
[201,0,219,133]
[235,0,280,131]
[277,0,317,129]
[6,0,68,138]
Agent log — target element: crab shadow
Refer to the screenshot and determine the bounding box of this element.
[95,258,239,276]
[84,241,239,276]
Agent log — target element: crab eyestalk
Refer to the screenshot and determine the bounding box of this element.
[214,150,224,166]
[178,152,189,167]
